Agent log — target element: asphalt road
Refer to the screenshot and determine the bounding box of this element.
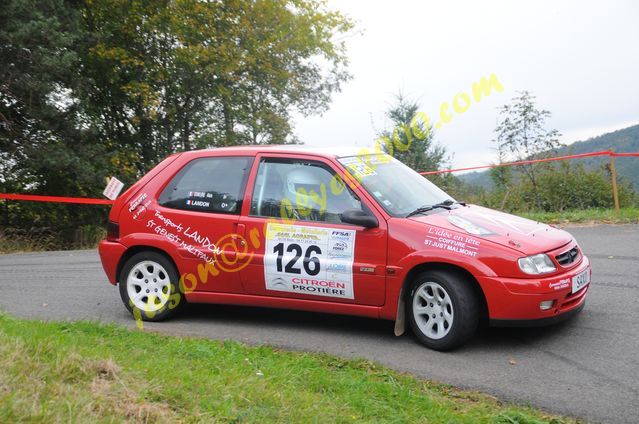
[1,224,638,423]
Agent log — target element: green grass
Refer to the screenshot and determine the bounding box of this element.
[0,226,106,254]
[0,231,55,254]
[520,207,639,225]
[0,313,574,423]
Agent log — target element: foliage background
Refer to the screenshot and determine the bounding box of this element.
[0,0,353,246]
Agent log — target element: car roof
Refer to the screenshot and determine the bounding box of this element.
[178,144,370,160]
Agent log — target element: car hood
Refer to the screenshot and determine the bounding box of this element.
[408,204,572,255]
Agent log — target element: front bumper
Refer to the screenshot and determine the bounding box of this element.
[477,255,590,322]
[490,302,585,327]
[98,240,127,285]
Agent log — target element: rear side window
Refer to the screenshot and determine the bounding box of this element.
[158,156,253,214]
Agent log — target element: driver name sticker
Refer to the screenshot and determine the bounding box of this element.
[264,223,356,299]
[186,199,210,207]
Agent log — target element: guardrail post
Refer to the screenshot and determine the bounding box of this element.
[609,149,620,215]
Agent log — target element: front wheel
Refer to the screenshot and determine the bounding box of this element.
[408,270,480,350]
[119,251,185,322]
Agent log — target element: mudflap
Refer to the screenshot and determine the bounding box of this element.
[394,287,406,336]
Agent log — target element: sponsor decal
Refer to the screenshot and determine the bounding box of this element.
[183,226,219,253]
[289,277,348,297]
[549,278,570,291]
[424,226,480,257]
[331,241,349,252]
[128,193,151,221]
[147,210,220,263]
[330,230,352,240]
[270,277,289,289]
[328,251,352,259]
[129,193,148,212]
[327,262,350,273]
[264,223,356,299]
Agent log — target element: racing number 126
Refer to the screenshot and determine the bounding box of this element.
[273,243,321,276]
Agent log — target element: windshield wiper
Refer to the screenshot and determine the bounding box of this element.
[405,199,468,218]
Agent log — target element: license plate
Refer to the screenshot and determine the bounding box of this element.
[572,268,591,293]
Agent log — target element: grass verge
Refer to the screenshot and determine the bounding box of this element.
[0,226,105,254]
[520,207,639,225]
[0,313,572,423]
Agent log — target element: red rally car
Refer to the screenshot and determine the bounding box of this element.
[98,146,591,350]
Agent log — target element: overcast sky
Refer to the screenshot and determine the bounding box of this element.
[294,0,639,169]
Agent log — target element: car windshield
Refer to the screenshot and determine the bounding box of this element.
[338,154,453,217]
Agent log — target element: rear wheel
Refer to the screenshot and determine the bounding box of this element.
[408,270,480,350]
[119,251,184,321]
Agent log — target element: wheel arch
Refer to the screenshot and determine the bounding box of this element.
[394,261,489,336]
[115,245,180,285]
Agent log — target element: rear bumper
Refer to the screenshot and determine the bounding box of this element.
[478,255,590,321]
[98,240,127,285]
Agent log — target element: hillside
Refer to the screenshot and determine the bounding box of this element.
[458,124,639,190]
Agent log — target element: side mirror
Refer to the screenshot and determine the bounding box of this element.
[340,208,378,228]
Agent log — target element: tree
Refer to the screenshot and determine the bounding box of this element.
[1,0,85,190]
[378,94,447,173]
[488,133,514,209]
[0,0,111,233]
[1,0,353,245]
[81,0,353,173]
[493,91,562,208]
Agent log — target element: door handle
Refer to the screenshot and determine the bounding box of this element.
[234,223,246,245]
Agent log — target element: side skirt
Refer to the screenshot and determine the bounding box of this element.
[185,291,382,319]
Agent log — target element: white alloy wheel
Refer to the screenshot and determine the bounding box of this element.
[412,281,454,340]
[126,260,171,312]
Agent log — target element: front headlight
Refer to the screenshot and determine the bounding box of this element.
[518,254,556,275]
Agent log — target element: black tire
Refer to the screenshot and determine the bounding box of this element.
[407,269,480,351]
[118,251,185,322]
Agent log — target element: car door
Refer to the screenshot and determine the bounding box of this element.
[238,154,387,306]
[154,154,253,294]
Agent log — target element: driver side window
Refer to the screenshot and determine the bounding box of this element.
[250,158,363,223]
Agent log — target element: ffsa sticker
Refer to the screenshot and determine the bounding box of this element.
[264,223,356,299]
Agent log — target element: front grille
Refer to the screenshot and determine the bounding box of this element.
[555,246,579,266]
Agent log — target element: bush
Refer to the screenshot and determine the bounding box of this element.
[518,163,635,212]
[0,225,106,253]
[451,162,636,213]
